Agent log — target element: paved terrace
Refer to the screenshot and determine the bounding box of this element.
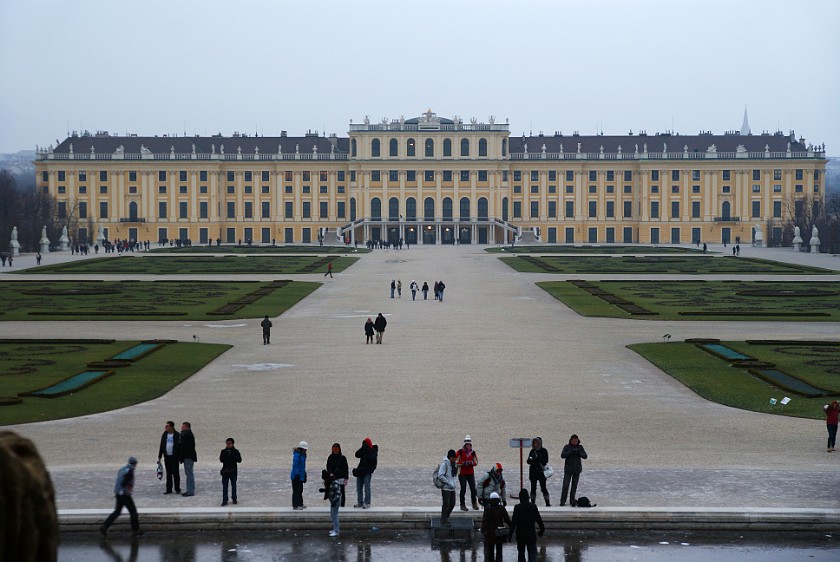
[2,244,839,531]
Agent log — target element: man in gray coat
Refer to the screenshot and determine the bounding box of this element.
[437,449,458,525]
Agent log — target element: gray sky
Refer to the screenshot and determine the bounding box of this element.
[1,0,838,155]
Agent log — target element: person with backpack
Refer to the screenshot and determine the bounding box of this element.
[456,434,479,511]
[560,434,588,507]
[526,436,550,506]
[478,463,506,506]
[353,437,378,508]
[436,449,458,526]
[509,489,545,562]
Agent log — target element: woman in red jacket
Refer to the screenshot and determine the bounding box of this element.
[456,435,479,511]
[825,401,839,452]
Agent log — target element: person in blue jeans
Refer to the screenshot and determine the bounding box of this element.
[353,438,378,508]
[291,441,308,509]
[180,421,197,497]
[328,474,342,536]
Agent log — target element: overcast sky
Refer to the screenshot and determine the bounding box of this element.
[1,0,837,155]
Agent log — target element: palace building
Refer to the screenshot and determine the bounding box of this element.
[34,110,827,247]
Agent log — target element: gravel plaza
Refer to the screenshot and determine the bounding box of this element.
[3,243,840,524]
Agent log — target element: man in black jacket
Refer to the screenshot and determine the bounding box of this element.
[509,489,545,562]
[220,437,242,506]
[180,422,197,497]
[373,313,387,344]
[158,421,181,494]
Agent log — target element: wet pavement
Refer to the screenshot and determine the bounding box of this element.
[59,529,839,562]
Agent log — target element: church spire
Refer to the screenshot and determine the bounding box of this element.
[740,106,751,136]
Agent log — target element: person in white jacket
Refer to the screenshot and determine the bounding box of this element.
[438,449,458,525]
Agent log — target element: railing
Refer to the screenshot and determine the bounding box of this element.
[119,218,146,223]
[713,217,741,222]
[36,151,348,161]
[349,123,510,132]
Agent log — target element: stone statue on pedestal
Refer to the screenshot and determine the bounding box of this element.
[810,225,821,253]
[9,226,21,256]
[753,223,763,247]
[39,226,50,254]
[792,226,802,252]
[59,226,70,251]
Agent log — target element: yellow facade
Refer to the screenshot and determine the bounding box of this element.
[35,112,827,247]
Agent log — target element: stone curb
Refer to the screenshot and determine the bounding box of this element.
[61,506,840,533]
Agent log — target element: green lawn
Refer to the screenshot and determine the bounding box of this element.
[0,280,320,321]
[150,245,369,254]
[538,280,840,321]
[0,340,230,425]
[501,255,833,274]
[22,255,358,275]
[629,341,840,419]
[486,245,707,254]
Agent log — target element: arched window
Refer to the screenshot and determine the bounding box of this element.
[388,197,400,221]
[443,197,453,221]
[502,197,509,221]
[478,138,488,157]
[460,197,471,221]
[371,197,381,220]
[721,201,731,219]
[406,138,416,157]
[371,139,380,157]
[424,197,435,221]
[389,138,398,157]
[406,197,417,220]
[425,138,434,158]
[460,139,470,157]
[351,139,357,157]
[501,139,507,157]
[350,197,356,221]
[443,139,452,157]
[478,197,488,220]
[129,201,138,221]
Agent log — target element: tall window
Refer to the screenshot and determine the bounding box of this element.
[371,197,381,220]
[530,201,539,218]
[691,201,700,218]
[200,201,208,219]
[226,202,234,218]
[671,201,679,218]
[478,197,488,220]
[261,201,270,218]
[459,197,470,220]
[320,201,328,219]
[588,201,597,218]
[371,139,380,157]
[389,197,399,220]
[478,138,488,157]
[460,139,470,157]
[302,201,310,218]
[159,201,168,219]
[389,138,398,157]
[650,201,659,218]
[424,197,435,221]
[179,201,188,219]
[351,139,357,157]
[443,197,453,220]
[443,139,452,157]
[406,139,416,157]
[406,197,417,220]
[425,138,434,158]
[565,201,574,218]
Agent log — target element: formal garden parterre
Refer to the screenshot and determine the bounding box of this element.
[485,245,707,254]
[0,280,320,321]
[20,255,358,275]
[502,255,834,274]
[538,280,840,321]
[630,340,840,420]
[0,339,231,425]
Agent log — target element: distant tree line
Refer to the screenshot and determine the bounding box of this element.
[0,170,60,253]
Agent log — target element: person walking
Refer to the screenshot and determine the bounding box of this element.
[328,472,342,537]
[437,449,458,526]
[396,279,402,298]
[157,421,181,495]
[559,434,588,507]
[364,317,375,344]
[438,280,446,302]
[324,261,333,278]
[422,281,429,300]
[373,313,387,344]
[526,437,550,506]
[100,456,142,538]
[324,443,349,506]
[180,422,197,497]
[219,437,242,506]
[291,441,308,509]
[456,435,479,511]
[478,463,507,507]
[433,280,440,301]
[261,315,272,345]
[480,492,511,562]
[825,400,839,452]
[410,280,418,301]
[353,437,378,508]
[390,280,396,298]
[509,489,545,562]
